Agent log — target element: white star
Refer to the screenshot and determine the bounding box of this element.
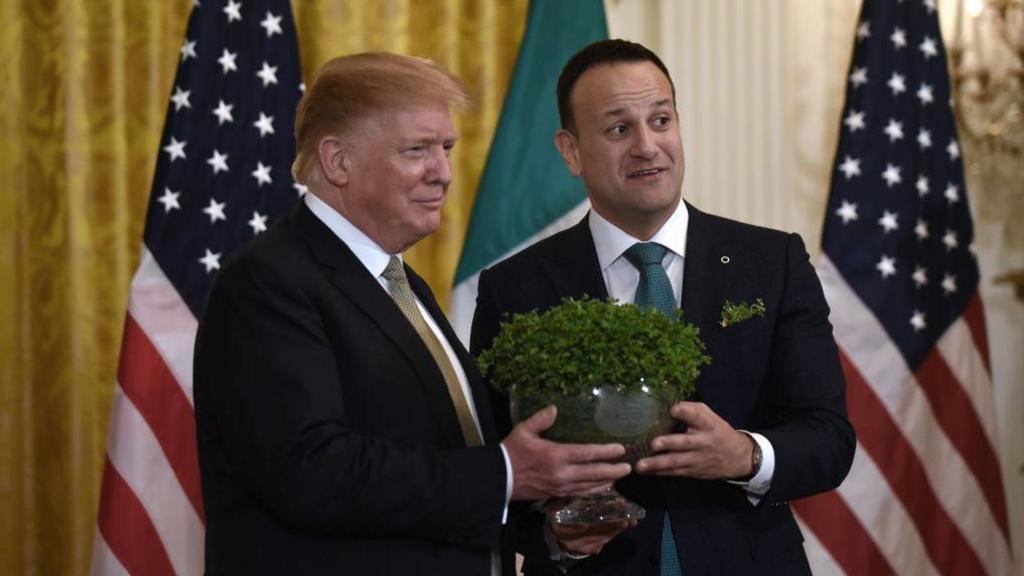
[293,181,308,196]
[157,187,180,213]
[212,99,234,125]
[207,149,229,174]
[203,198,227,223]
[944,183,961,204]
[884,119,904,142]
[163,137,187,162]
[888,72,907,95]
[849,67,868,88]
[838,156,861,179]
[877,255,897,278]
[916,83,934,105]
[251,161,273,187]
[253,112,275,137]
[170,86,191,111]
[917,128,932,149]
[916,175,930,196]
[912,266,928,287]
[879,210,899,233]
[180,39,197,62]
[857,21,871,40]
[223,0,242,22]
[891,27,907,49]
[947,139,960,160]
[910,310,927,332]
[248,211,269,234]
[942,274,958,294]
[924,0,937,13]
[942,229,959,251]
[257,61,279,87]
[260,11,283,37]
[844,110,866,132]
[882,163,902,187]
[915,219,930,240]
[836,200,859,224]
[199,249,222,273]
[218,48,238,74]
[919,36,938,59]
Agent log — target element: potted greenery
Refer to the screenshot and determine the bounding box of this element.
[478,297,710,524]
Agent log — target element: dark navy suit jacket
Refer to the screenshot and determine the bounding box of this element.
[195,203,512,575]
[470,203,855,576]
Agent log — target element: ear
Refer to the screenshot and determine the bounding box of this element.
[554,129,582,176]
[317,135,350,188]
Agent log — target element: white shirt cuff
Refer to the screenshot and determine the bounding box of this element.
[499,443,513,524]
[727,431,775,505]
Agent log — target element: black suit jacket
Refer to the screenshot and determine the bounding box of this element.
[195,203,512,575]
[470,203,855,576]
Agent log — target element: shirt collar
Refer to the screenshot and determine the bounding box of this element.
[304,192,395,278]
[588,199,689,272]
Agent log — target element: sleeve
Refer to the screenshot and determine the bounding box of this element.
[196,255,507,547]
[756,233,857,503]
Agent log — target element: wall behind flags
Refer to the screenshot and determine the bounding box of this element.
[1,0,1021,574]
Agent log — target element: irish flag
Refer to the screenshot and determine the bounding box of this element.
[449,0,607,342]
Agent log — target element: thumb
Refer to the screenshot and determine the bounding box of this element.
[521,404,558,434]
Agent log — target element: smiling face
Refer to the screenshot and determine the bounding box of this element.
[334,103,457,253]
[556,61,685,240]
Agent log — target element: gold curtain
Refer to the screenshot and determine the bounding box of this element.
[0,1,527,574]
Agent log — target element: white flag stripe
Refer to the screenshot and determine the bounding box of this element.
[450,200,591,344]
[127,248,199,405]
[819,256,1013,575]
[839,445,940,576]
[937,317,999,447]
[797,516,847,576]
[105,385,204,576]
[89,533,130,576]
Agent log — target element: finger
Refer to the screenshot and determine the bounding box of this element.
[564,442,627,463]
[649,433,697,453]
[670,401,710,427]
[635,452,696,475]
[520,405,557,434]
[569,462,632,484]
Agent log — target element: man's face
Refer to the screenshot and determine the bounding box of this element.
[557,61,684,239]
[340,103,457,253]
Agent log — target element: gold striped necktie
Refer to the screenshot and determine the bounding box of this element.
[382,256,483,447]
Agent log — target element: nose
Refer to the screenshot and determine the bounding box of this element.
[427,147,453,186]
[630,125,658,159]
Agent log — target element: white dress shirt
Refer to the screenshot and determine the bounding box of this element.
[304,193,514,521]
[587,201,775,501]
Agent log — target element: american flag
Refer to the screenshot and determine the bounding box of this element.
[90,1,302,574]
[793,0,1014,574]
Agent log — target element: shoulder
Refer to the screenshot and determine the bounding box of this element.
[690,205,806,260]
[482,221,584,282]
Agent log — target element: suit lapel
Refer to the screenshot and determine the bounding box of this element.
[408,269,499,444]
[290,204,465,447]
[542,216,609,301]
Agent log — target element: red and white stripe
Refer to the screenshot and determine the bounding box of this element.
[795,256,1014,576]
[91,249,204,576]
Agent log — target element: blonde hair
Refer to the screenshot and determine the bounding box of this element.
[292,52,470,184]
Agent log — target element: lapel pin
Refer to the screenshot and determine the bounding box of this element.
[720,256,730,264]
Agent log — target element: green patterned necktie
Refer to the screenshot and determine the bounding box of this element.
[623,242,683,576]
[382,257,483,447]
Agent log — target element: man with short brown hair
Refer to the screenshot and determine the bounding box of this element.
[194,52,630,575]
[472,39,855,575]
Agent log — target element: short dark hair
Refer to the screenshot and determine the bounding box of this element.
[556,39,676,133]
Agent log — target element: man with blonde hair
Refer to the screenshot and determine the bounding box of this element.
[194,52,630,575]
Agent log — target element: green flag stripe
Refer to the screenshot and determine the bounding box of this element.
[453,0,607,284]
